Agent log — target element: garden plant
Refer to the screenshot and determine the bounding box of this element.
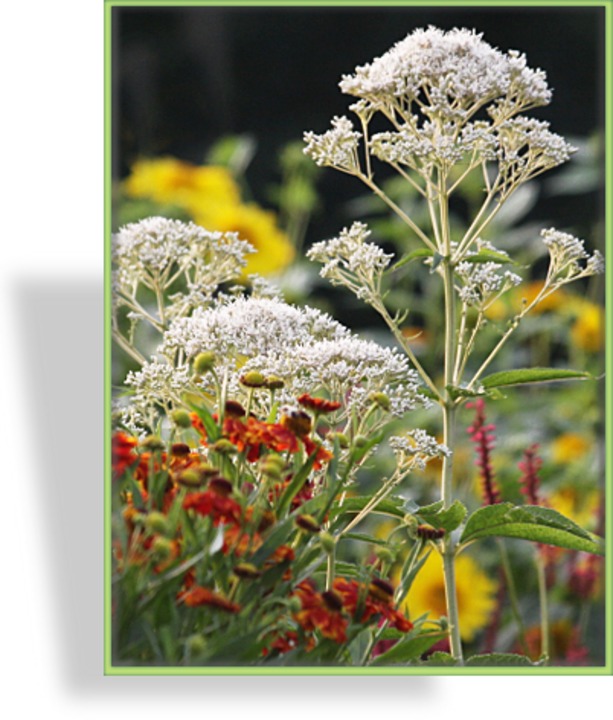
[111,26,605,669]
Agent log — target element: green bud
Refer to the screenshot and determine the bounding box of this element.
[375,546,395,565]
[211,439,238,455]
[328,432,349,449]
[193,351,216,375]
[319,531,336,555]
[144,511,170,536]
[295,514,321,533]
[265,375,285,390]
[288,596,303,614]
[185,634,207,657]
[354,435,368,448]
[151,536,174,560]
[171,409,192,428]
[369,391,391,412]
[239,370,266,388]
[177,469,204,488]
[141,435,165,452]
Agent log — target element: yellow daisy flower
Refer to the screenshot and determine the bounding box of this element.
[123,157,241,213]
[551,432,592,464]
[569,299,604,353]
[194,202,295,276]
[400,551,498,642]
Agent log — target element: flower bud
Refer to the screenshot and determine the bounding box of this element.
[171,409,192,428]
[288,596,303,614]
[185,634,207,656]
[208,476,233,497]
[151,536,174,560]
[224,400,246,418]
[193,352,216,375]
[369,391,391,411]
[171,442,191,457]
[211,439,238,455]
[328,432,350,449]
[295,514,321,533]
[319,531,336,555]
[321,589,343,612]
[177,469,204,488]
[239,370,266,388]
[354,435,368,448]
[141,435,165,452]
[417,523,445,541]
[233,562,262,580]
[368,577,395,603]
[375,546,396,565]
[265,375,285,390]
[144,511,170,536]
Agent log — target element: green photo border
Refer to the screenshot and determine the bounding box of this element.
[103,0,612,676]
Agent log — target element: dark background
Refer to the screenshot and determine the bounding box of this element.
[112,4,605,252]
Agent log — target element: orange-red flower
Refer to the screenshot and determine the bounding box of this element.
[333,577,413,633]
[112,432,139,478]
[178,585,241,613]
[182,490,242,526]
[292,580,349,643]
[298,393,342,414]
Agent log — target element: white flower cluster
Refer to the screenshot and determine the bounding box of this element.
[307,222,393,300]
[456,260,522,308]
[161,296,349,362]
[338,26,551,116]
[541,228,605,281]
[113,216,255,303]
[127,295,428,422]
[303,116,361,171]
[304,27,573,185]
[389,429,451,470]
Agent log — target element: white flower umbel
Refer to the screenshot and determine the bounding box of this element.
[303,116,361,172]
[541,228,604,282]
[307,221,393,303]
[390,429,451,471]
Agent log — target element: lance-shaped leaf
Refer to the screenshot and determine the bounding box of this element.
[416,499,468,532]
[371,631,447,665]
[466,653,535,667]
[481,367,591,390]
[460,503,604,555]
[461,249,517,265]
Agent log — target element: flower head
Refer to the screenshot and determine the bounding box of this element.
[401,551,497,642]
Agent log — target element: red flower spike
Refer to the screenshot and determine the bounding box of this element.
[466,399,500,505]
[518,443,543,505]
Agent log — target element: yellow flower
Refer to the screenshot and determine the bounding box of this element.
[400,551,498,642]
[551,432,592,464]
[123,156,295,277]
[194,202,295,276]
[569,300,604,353]
[547,486,600,531]
[123,157,241,214]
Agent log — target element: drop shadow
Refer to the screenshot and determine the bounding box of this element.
[15,278,435,700]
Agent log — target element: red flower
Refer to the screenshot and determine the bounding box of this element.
[292,580,348,643]
[178,585,240,613]
[467,399,500,505]
[297,394,342,414]
[112,432,139,478]
[333,577,413,633]
[183,490,242,526]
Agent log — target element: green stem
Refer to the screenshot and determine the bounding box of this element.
[496,538,529,655]
[535,550,550,663]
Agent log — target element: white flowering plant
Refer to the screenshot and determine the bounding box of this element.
[111,27,604,669]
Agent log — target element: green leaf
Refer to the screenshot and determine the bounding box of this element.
[371,631,447,665]
[185,400,220,441]
[460,503,604,555]
[461,249,516,265]
[423,651,457,666]
[446,384,483,401]
[481,367,591,390]
[276,451,318,518]
[329,495,406,522]
[417,499,468,533]
[466,652,534,667]
[388,247,434,273]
